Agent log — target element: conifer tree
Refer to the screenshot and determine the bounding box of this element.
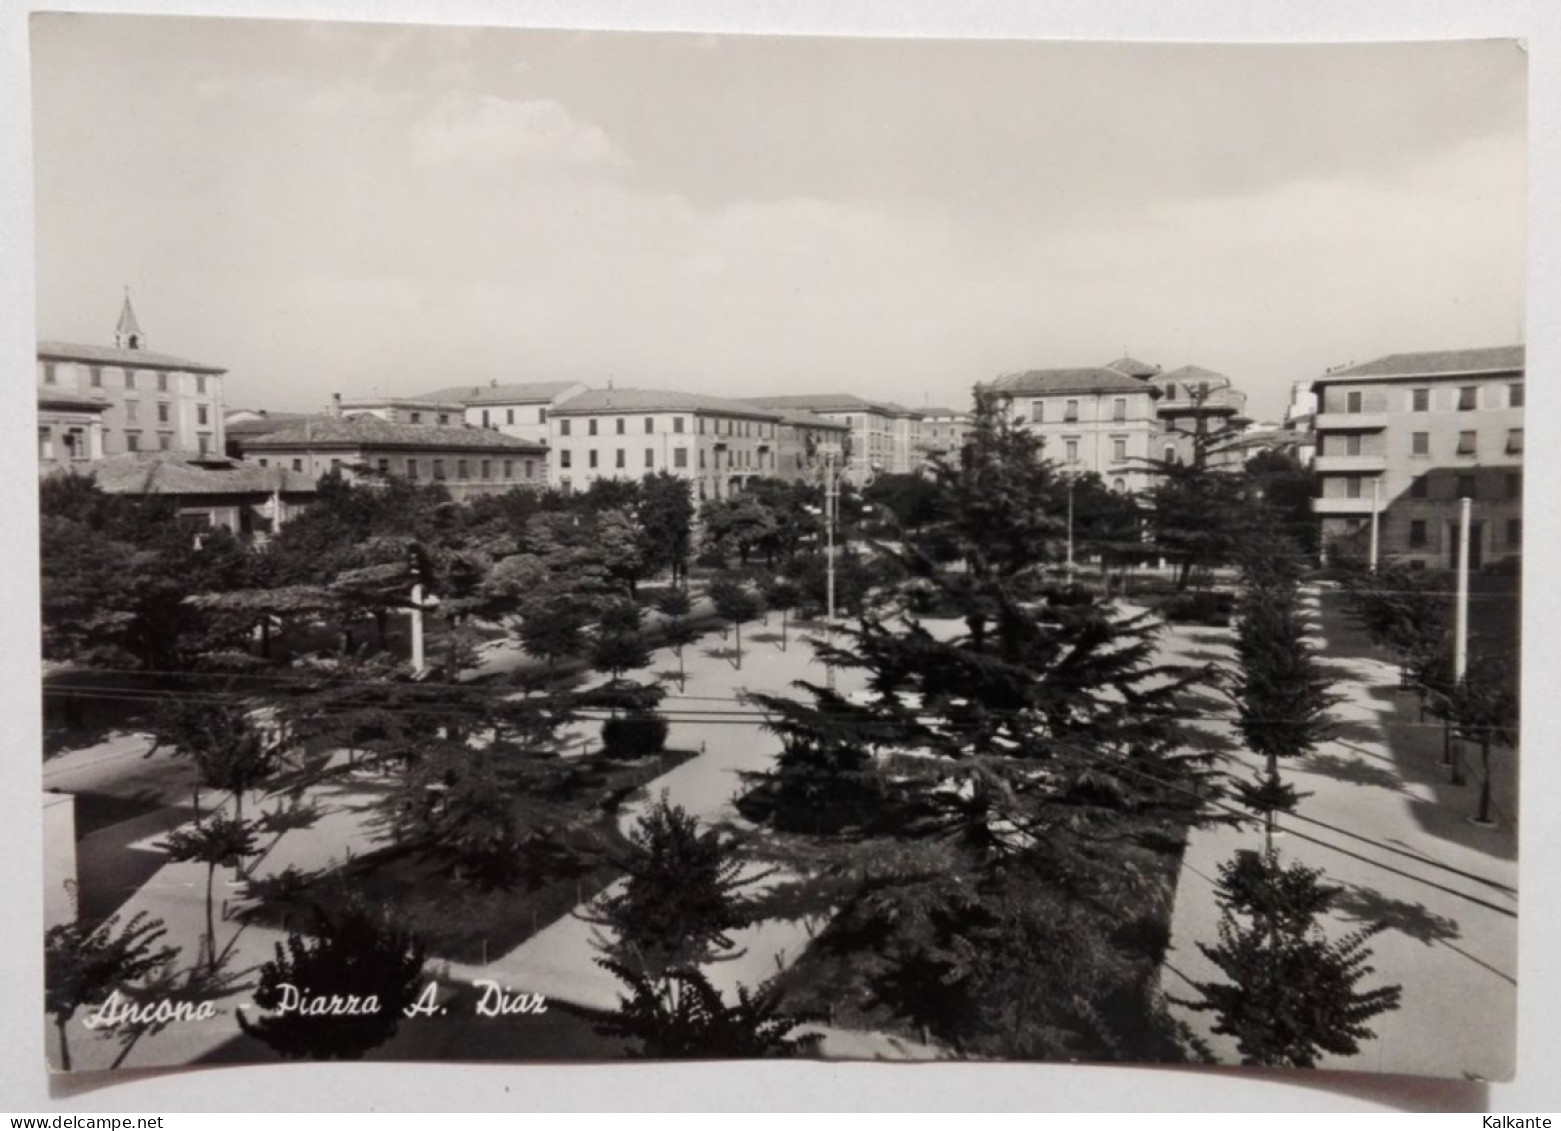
[45,912,178,1071]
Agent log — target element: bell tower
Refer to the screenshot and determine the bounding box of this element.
[114,287,143,350]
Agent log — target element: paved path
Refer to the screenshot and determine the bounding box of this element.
[1157,584,1518,1080]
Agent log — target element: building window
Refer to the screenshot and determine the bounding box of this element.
[1508,518,1522,549]
[616,418,626,435]
[432,459,446,480]
[1112,438,1127,462]
[126,432,140,452]
[157,373,168,393]
[456,459,469,479]
[1507,428,1523,454]
[1456,431,1477,455]
[1112,398,1126,422]
[330,458,343,474]
[197,405,209,425]
[525,459,537,479]
[1458,386,1477,411]
[257,457,267,468]
[1411,432,1429,456]
[1410,475,1428,499]
[699,449,706,470]
[560,419,572,437]
[674,417,685,434]
[1112,477,1126,492]
[42,363,57,385]
[157,402,170,424]
[1409,519,1427,548]
[1163,444,1177,463]
[698,418,706,434]
[1507,472,1521,499]
[126,401,139,422]
[1065,439,1078,463]
[539,408,547,424]
[674,447,688,469]
[90,367,102,388]
[482,409,490,428]
[37,427,52,460]
[1346,477,1362,499]
[588,419,599,437]
[1346,390,1362,413]
[616,449,626,469]
[410,412,423,424]
[293,458,305,473]
[645,417,654,434]
[377,457,390,474]
[1412,388,1429,411]
[439,414,451,426]
[1064,399,1079,422]
[588,449,598,469]
[500,460,511,479]
[507,409,516,425]
[124,370,136,390]
[198,434,210,455]
[1456,474,1476,499]
[1509,383,1524,409]
[645,448,654,469]
[196,376,206,395]
[1030,401,1044,424]
[559,451,571,469]
[480,460,491,479]
[1346,434,1363,456]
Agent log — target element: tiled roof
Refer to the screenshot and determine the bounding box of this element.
[986,367,1156,397]
[38,389,109,411]
[1157,364,1233,386]
[551,388,783,421]
[86,452,318,497]
[236,413,548,453]
[1104,356,1161,378]
[920,406,967,418]
[412,381,584,405]
[225,412,311,436]
[745,393,923,418]
[1319,346,1525,380]
[37,340,226,374]
[773,408,851,430]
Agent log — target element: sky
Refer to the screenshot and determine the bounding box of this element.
[30,16,1528,422]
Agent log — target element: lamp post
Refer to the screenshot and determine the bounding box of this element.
[1066,479,1075,584]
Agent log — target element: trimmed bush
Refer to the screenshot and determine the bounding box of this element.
[602,711,670,760]
[1157,590,1235,627]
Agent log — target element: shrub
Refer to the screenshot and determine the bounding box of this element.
[602,710,670,760]
[1157,590,1235,626]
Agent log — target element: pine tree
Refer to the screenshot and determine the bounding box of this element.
[45,912,178,1071]
[158,813,259,973]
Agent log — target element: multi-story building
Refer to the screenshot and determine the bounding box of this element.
[38,389,108,472]
[918,407,971,464]
[235,409,547,501]
[770,409,851,483]
[37,293,227,459]
[335,395,468,428]
[985,366,1162,492]
[84,451,318,543]
[1148,364,1250,468]
[547,388,784,502]
[1311,346,1524,570]
[744,394,926,482]
[411,380,589,445]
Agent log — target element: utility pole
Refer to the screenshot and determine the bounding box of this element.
[1066,480,1076,584]
[1368,477,1381,572]
[825,451,838,691]
[408,544,428,676]
[1454,496,1470,682]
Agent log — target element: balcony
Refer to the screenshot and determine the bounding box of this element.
[1313,454,1387,474]
[1314,411,1388,432]
[1312,496,1379,515]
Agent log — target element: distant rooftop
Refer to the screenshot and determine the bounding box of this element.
[235,413,548,452]
[1318,346,1525,381]
[987,367,1156,398]
[745,393,923,418]
[769,407,851,430]
[38,340,227,374]
[83,451,317,496]
[1104,356,1161,378]
[413,381,585,405]
[1157,364,1235,387]
[225,411,311,437]
[551,388,783,420]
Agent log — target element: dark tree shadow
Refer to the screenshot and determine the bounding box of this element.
[1299,752,1406,793]
[1332,883,1462,946]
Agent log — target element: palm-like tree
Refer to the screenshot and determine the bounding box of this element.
[45,912,177,1070]
[158,814,258,973]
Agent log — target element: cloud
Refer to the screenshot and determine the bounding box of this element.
[408,95,631,172]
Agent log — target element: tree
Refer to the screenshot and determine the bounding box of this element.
[863,472,944,533]
[762,573,801,651]
[238,901,428,1060]
[578,960,823,1059]
[45,912,177,1071]
[700,494,781,567]
[1242,449,1320,556]
[656,586,699,692]
[590,600,653,695]
[708,574,763,670]
[516,596,589,672]
[639,471,695,586]
[151,700,279,823]
[158,813,259,973]
[1445,659,1519,825]
[1182,851,1401,1068]
[595,795,767,979]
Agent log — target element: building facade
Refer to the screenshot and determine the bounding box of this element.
[1311,346,1524,570]
[76,451,318,542]
[771,409,851,483]
[335,395,468,428]
[38,294,227,459]
[745,394,927,483]
[1148,364,1250,468]
[38,390,108,473]
[547,388,786,502]
[918,407,972,464]
[986,367,1162,493]
[413,381,590,445]
[236,412,547,501]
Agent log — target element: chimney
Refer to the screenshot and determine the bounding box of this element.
[331,393,342,418]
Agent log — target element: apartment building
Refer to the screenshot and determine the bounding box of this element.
[37,293,227,460]
[547,388,785,502]
[235,411,547,501]
[918,407,972,464]
[986,366,1161,492]
[771,409,851,483]
[1311,346,1524,569]
[412,380,589,445]
[745,394,926,483]
[1148,364,1250,468]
